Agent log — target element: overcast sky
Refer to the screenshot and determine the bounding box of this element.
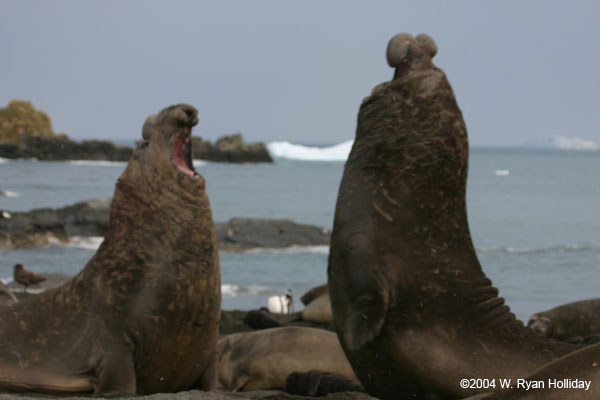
[1,1,599,147]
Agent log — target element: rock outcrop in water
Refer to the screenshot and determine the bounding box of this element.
[0,135,134,161]
[0,199,330,250]
[192,133,273,163]
[0,133,272,163]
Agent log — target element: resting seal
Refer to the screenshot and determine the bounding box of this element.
[0,104,221,395]
[217,327,357,391]
[327,33,578,399]
[528,299,600,341]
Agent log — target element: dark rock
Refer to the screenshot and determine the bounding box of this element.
[0,131,272,164]
[0,199,110,249]
[192,133,273,163]
[216,218,330,251]
[0,135,134,161]
[0,200,331,251]
[0,142,20,158]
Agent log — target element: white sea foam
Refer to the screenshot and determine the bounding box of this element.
[553,136,599,151]
[221,283,268,297]
[266,140,353,161]
[477,244,596,255]
[243,245,330,255]
[494,169,510,177]
[65,236,104,250]
[69,160,127,167]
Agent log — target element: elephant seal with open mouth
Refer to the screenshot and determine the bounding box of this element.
[0,104,221,396]
[327,33,579,400]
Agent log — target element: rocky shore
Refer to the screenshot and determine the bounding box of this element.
[0,199,330,250]
[0,133,272,163]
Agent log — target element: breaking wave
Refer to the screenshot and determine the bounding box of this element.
[221,283,269,297]
[477,244,599,255]
[243,245,330,254]
[68,160,126,167]
[266,140,353,161]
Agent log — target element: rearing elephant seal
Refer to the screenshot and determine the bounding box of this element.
[0,104,221,395]
[327,33,578,400]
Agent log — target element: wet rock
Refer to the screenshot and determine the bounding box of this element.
[192,133,272,163]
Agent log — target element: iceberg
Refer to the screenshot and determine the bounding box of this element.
[266,140,353,161]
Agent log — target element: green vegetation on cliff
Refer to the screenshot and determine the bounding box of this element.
[0,100,56,143]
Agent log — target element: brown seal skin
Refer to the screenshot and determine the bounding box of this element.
[0,104,221,396]
[327,33,579,400]
[217,327,358,391]
[472,343,600,399]
[528,299,600,340]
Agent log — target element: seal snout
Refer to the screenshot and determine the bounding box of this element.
[386,33,437,80]
[175,105,199,129]
[527,314,552,336]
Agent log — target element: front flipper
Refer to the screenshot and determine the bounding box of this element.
[285,370,365,396]
[334,232,389,351]
[94,349,136,395]
[343,290,387,351]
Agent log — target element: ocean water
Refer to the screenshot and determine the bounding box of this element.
[1,144,599,322]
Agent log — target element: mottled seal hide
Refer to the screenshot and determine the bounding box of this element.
[327,33,578,400]
[0,104,221,395]
[217,327,357,391]
[528,299,600,340]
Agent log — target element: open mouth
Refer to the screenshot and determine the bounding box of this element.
[172,134,198,177]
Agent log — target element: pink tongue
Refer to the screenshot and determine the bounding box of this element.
[173,137,194,176]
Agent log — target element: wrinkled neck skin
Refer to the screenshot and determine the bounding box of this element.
[109,141,209,246]
[340,70,479,299]
[81,137,216,310]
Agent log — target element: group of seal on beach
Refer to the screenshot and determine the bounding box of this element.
[1,33,599,400]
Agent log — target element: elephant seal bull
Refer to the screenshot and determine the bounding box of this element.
[217,327,358,391]
[327,33,578,400]
[0,104,221,396]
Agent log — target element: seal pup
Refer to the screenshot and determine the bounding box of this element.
[0,104,221,395]
[528,299,600,340]
[217,327,358,391]
[13,263,45,293]
[327,33,578,400]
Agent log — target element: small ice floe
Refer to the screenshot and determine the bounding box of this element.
[267,289,294,314]
[494,169,510,177]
